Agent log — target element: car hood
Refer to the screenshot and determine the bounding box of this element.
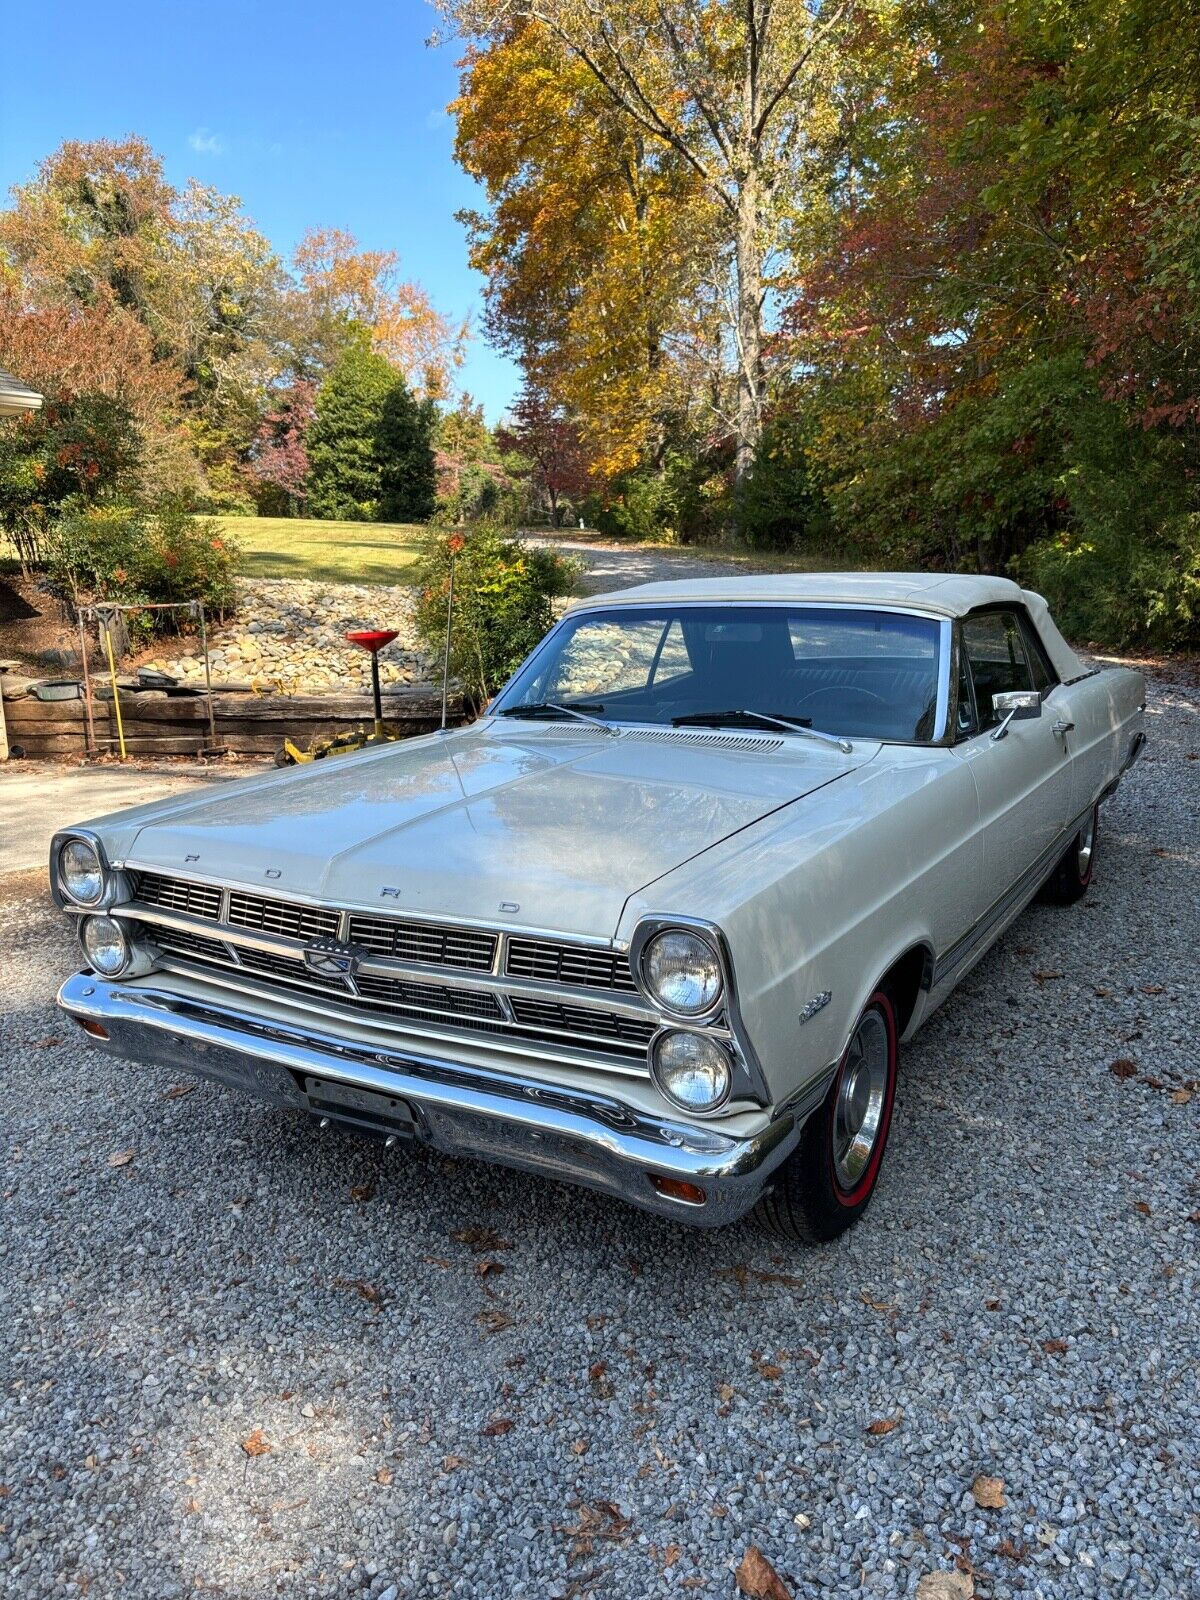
[118,722,876,939]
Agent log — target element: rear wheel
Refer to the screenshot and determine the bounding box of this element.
[755,991,899,1244]
[1039,803,1098,905]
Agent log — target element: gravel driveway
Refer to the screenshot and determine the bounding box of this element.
[2,664,1197,1600]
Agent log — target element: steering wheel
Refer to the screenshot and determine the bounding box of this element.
[795,684,891,711]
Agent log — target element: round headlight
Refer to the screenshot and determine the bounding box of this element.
[643,929,722,1015]
[651,1030,732,1114]
[82,915,129,977]
[59,838,104,905]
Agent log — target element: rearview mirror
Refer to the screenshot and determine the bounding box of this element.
[991,689,1041,741]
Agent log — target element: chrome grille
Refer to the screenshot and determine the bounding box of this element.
[227,892,339,942]
[152,925,231,962]
[506,938,636,994]
[131,872,222,921]
[509,996,655,1045]
[347,915,496,972]
[155,941,645,1057]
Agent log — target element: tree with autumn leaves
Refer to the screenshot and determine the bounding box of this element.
[444,0,1200,645]
[0,136,459,529]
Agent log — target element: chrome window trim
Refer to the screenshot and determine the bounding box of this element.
[489,599,955,748]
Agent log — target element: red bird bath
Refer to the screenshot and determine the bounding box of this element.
[345,629,399,739]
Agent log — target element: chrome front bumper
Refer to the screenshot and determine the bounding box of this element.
[57,971,812,1227]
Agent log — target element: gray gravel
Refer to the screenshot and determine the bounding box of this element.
[2,661,1197,1600]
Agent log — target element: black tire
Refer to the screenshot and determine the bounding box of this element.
[1038,803,1098,906]
[755,990,899,1244]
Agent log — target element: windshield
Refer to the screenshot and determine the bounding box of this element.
[492,605,944,742]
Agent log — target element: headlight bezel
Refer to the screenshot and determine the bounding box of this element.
[635,923,725,1020]
[50,829,129,912]
[57,836,105,906]
[80,914,132,977]
[650,1027,733,1115]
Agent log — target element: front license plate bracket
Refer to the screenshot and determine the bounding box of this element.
[303,1075,418,1140]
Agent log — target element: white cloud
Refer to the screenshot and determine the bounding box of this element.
[188,128,223,155]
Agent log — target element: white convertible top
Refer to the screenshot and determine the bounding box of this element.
[574,571,1086,682]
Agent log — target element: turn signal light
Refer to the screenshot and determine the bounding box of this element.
[649,1174,706,1206]
[72,1017,110,1039]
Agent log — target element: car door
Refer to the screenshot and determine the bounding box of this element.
[952,607,1073,917]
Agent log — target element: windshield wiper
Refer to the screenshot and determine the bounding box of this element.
[672,709,853,754]
[496,700,615,733]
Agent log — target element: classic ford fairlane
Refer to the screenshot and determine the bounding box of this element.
[53,573,1145,1240]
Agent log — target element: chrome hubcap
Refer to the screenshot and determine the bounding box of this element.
[1077,812,1096,877]
[833,1009,889,1190]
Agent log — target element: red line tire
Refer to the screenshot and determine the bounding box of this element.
[1038,803,1099,906]
[755,990,899,1245]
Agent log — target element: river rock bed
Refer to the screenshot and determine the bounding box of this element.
[139,578,431,694]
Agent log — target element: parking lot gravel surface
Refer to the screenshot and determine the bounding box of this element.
[2,662,1197,1600]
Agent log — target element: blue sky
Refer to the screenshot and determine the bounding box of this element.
[0,0,521,421]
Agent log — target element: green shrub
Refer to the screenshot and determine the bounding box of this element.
[48,500,239,634]
[589,450,727,544]
[413,523,581,702]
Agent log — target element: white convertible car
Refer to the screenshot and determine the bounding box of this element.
[53,574,1144,1240]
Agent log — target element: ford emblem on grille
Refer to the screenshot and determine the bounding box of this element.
[304,936,365,981]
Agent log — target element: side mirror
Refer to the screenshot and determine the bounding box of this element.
[990,689,1041,741]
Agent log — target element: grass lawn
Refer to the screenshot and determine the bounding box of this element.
[218,516,427,585]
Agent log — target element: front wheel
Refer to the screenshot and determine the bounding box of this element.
[1039,803,1098,905]
[755,991,899,1244]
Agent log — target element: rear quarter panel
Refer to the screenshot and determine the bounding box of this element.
[618,747,982,1106]
[1065,666,1145,817]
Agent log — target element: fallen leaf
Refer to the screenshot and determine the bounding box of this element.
[589,1360,607,1383]
[107,1150,135,1168]
[241,1428,272,1458]
[1141,984,1166,995]
[1170,1088,1194,1105]
[33,1036,63,1049]
[916,1574,974,1599]
[1030,969,1064,982]
[1042,1337,1069,1355]
[996,1537,1025,1561]
[475,1258,505,1277]
[865,1412,902,1435]
[374,1467,393,1485]
[735,1545,793,1599]
[333,1276,383,1306]
[441,1453,468,1471]
[971,1473,1006,1509]
[476,1307,514,1335]
[570,1438,589,1456]
[984,1298,1002,1311]
[1188,1210,1200,1224]
[1134,1200,1152,1216]
[481,1417,514,1437]
[420,1255,451,1269]
[756,1362,784,1381]
[1093,986,1111,997]
[162,1083,195,1100]
[860,1291,897,1312]
[1110,1059,1138,1080]
[663,1544,682,1569]
[349,1182,375,1203]
[451,1226,512,1253]
[717,1382,736,1403]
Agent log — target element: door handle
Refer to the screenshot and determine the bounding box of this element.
[1052,719,1075,738]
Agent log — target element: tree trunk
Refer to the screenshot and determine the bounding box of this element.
[734,182,765,485]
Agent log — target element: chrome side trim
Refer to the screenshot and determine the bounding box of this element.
[56,972,804,1228]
